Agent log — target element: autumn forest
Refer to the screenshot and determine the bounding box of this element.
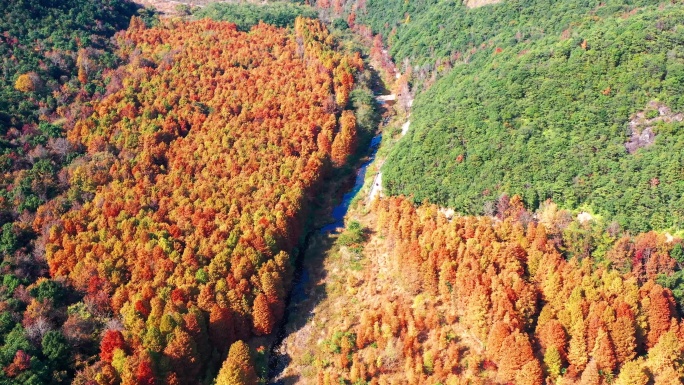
[1,0,684,384]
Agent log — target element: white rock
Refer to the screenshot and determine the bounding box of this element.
[577,211,593,223]
[376,94,396,102]
[401,121,411,136]
[369,172,382,202]
[439,208,455,220]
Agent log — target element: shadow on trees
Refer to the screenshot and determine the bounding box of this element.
[271,374,301,385]
[268,232,334,381]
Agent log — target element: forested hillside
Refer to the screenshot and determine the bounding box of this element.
[350,198,684,384]
[193,2,317,31]
[267,2,684,384]
[41,17,361,384]
[0,0,139,222]
[0,0,367,381]
[352,0,663,71]
[322,0,684,232]
[384,5,684,232]
[296,196,684,385]
[0,1,140,383]
[5,0,684,384]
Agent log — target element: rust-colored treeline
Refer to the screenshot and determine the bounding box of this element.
[33,17,362,384]
[317,196,684,385]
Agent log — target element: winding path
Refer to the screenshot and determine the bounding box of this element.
[368,111,412,205]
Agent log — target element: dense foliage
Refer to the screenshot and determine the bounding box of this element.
[311,196,684,384]
[0,1,139,383]
[0,0,137,131]
[307,0,638,64]
[348,0,661,71]
[33,16,362,384]
[0,1,369,382]
[354,2,684,232]
[193,2,317,31]
[0,0,139,220]
[6,0,684,384]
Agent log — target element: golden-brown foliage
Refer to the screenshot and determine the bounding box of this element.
[39,17,361,383]
[314,196,684,384]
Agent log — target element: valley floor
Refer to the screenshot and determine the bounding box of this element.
[271,204,490,384]
[271,113,423,383]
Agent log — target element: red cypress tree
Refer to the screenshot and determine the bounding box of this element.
[592,328,616,373]
[136,358,156,385]
[647,285,675,348]
[215,341,257,385]
[330,111,357,167]
[99,330,125,363]
[163,329,200,382]
[496,331,536,383]
[252,293,275,335]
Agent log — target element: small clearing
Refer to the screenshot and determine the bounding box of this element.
[400,120,411,136]
[463,0,502,8]
[626,101,683,154]
[577,211,593,224]
[439,207,456,220]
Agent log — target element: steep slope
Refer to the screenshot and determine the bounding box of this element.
[374,3,684,232]
[268,2,684,384]
[308,0,684,232]
[341,0,662,70]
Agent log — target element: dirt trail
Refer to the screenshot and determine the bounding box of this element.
[132,0,227,15]
[368,172,382,202]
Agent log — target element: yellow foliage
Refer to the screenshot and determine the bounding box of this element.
[543,346,563,379]
[14,73,36,92]
[614,358,649,385]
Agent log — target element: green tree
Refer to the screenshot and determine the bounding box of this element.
[41,330,69,362]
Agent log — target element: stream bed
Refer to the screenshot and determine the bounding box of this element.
[319,134,383,234]
[268,133,383,382]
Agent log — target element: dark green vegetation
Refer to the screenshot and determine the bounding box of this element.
[0,1,139,383]
[337,220,366,246]
[659,243,684,309]
[0,0,139,133]
[194,1,317,31]
[0,0,147,216]
[366,0,684,232]
[356,0,662,69]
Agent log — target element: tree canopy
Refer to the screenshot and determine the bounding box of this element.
[383,5,684,232]
[194,1,317,31]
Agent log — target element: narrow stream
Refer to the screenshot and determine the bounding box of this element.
[319,134,383,234]
[268,133,383,382]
